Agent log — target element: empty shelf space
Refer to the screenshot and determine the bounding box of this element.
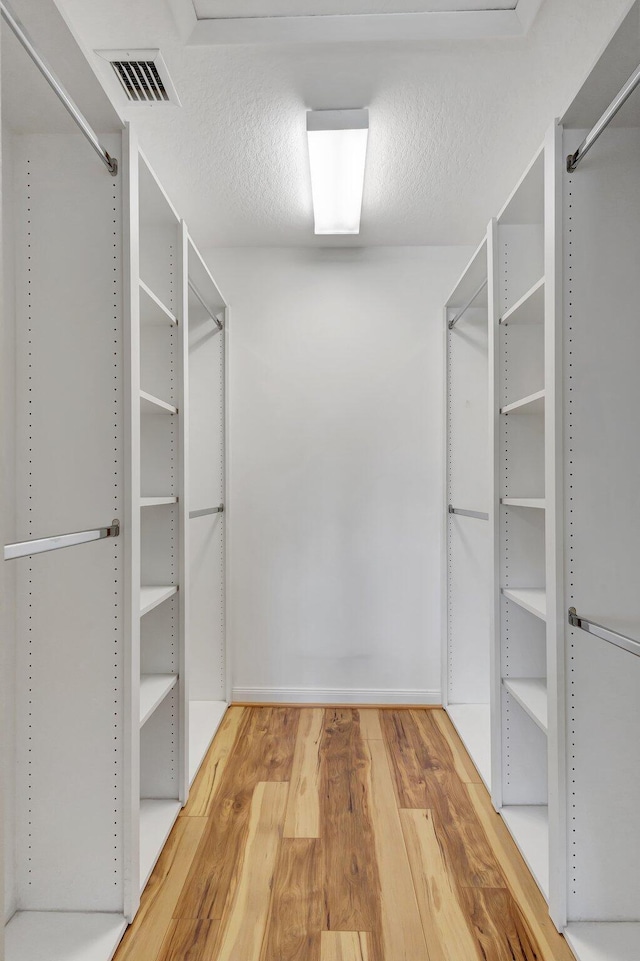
[140,674,178,727]
[501,588,546,620]
[139,799,182,892]
[503,677,547,733]
[189,700,228,785]
[500,805,549,900]
[140,585,177,616]
[501,497,546,509]
[140,390,177,415]
[4,911,127,961]
[139,279,178,326]
[499,277,545,326]
[446,703,491,790]
[564,923,640,961]
[140,496,178,507]
[500,389,545,415]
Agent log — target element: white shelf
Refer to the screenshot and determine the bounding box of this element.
[565,923,640,961]
[139,279,178,327]
[446,703,491,790]
[140,674,178,727]
[139,799,182,892]
[502,587,547,620]
[499,277,545,326]
[140,585,177,617]
[139,149,180,228]
[5,911,127,961]
[140,496,178,507]
[500,389,545,415]
[189,700,228,784]
[140,390,177,415]
[497,146,544,226]
[503,677,547,733]
[500,805,549,900]
[501,497,545,509]
[445,236,488,312]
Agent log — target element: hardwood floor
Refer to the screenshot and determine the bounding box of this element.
[115,707,575,961]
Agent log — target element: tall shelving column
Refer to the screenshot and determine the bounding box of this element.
[443,234,492,790]
[125,134,187,918]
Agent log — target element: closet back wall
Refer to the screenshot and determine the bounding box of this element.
[211,246,470,703]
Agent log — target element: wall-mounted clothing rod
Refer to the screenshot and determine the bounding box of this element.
[188,280,223,330]
[4,520,120,561]
[566,62,640,172]
[448,279,488,330]
[0,1,118,177]
[189,505,224,519]
[568,607,640,658]
[448,505,489,521]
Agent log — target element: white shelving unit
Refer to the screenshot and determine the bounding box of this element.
[502,677,547,732]
[500,389,545,415]
[139,674,178,727]
[500,805,550,898]
[501,587,547,620]
[139,800,182,892]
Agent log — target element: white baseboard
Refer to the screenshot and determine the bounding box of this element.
[231,687,441,705]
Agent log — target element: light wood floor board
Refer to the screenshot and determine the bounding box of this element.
[431,709,482,784]
[181,707,246,817]
[283,709,323,838]
[214,781,289,961]
[399,809,482,961]
[115,707,574,961]
[321,931,370,961]
[115,817,206,961]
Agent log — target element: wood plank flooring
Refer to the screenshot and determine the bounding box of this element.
[115,707,575,961]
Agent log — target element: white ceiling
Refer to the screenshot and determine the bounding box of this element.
[52,0,632,250]
[194,0,517,16]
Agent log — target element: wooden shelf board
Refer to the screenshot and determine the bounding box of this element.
[140,585,177,617]
[500,276,545,326]
[564,923,640,961]
[139,279,178,327]
[501,588,547,620]
[503,677,548,733]
[500,805,549,900]
[446,703,491,790]
[139,799,182,892]
[189,700,228,785]
[501,497,546,509]
[140,674,178,727]
[140,390,177,415]
[5,911,127,961]
[140,496,178,507]
[500,389,545,415]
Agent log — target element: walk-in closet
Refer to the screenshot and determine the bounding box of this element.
[2,0,639,959]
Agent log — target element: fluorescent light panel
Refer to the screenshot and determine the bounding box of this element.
[307,108,368,235]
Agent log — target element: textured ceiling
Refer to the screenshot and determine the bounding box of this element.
[54,0,632,249]
[194,0,516,16]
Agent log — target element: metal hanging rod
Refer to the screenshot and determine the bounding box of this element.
[567,62,640,172]
[188,280,223,330]
[448,279,488,330]
[568,607,640,658]
[0,1,118,177]
[4,519,120,561]
[448,505,489,521]
[189,505,224,519]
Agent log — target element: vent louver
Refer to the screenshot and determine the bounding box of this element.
[97,49,181,106]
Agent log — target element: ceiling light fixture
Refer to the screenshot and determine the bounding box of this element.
[306,108,369,235]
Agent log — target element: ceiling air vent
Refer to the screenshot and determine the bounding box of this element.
[97,49,181,106]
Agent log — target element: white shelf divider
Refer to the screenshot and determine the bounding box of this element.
[139,799,182,892]
[446,703,492,790]
[140,674,178,727]
[500,805,549,900]
[501,587,547,620]
[564,923,640,961]
[140,390,177,416]
[140,496,178,507]
[139,279,178,327]
[189,700,228,785]
[502,677,548,733]
[500,389,545,415]
[4,912,128,961]
[140,585,178,617]
[501,497,545,509]
[499,276,545,326]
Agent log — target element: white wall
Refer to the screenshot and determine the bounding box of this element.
[210,245,471,703]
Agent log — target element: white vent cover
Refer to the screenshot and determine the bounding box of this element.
[97,49,181,106]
